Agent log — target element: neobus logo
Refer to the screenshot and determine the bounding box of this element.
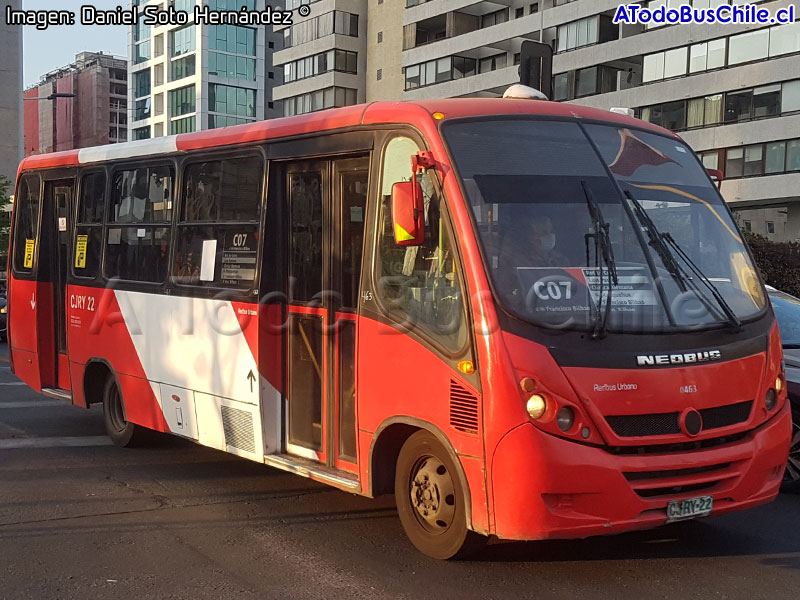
[637,350,722,367]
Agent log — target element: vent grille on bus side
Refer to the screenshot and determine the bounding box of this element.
[221,405,256,454]
[450,379,479,434]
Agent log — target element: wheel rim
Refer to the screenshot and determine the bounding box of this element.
[785,420,800,483]
[409,456,457,534]
[107,381,128,433]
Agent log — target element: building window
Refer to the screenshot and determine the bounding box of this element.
[530,3,539,13]
[724,89,753,123]
[283,86,357,117]
[209,52,256,80]
[753,84,781,118]
[743,220,752,232]
[377,69,382,80]
[133,69,150,98]
[283,11,358,48]
[134,97,151,121]
[282,49,358,83]
[209,24,257,55]
[767,222,776,234]
[481,9,508,28]
[377,31,383,43]
[765,142,787,174]
[170,115,196,134]
[171,55,196,82]
[209,83,256,118]
[556,15,599,53]
[169,84,196,118]
[170,25,195,57]
[478,53,507,74]
[743,144,764,177]
[728,28,770,65]
[788,140,800,171]
[725,148,744,178]
[133,126,151,140]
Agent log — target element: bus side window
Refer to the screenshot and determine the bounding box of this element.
[375,136,467,353]
[173,155,263,290]
[74,171,106,279]
[104,165,173,283]
[12,174,41,275]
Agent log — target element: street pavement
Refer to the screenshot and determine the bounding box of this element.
[1,341,800,600]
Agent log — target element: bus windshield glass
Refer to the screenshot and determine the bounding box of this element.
[443,118,766,333]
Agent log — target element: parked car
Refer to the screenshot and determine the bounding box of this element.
[766,287,800,492]
[0,292,6,343]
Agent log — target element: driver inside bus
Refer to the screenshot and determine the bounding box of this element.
[497,214,569,301]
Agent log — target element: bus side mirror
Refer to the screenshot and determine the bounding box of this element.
[391,181,424,246]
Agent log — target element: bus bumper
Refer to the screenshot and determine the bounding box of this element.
[489,401,792,541]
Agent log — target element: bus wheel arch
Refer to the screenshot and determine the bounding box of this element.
[369,418,478,535]
[83,359,115,407]
[84,360,147,448]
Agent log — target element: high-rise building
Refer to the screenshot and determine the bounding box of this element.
[366,0,404,101]
[0,0,23,183]
[272,0,367,116]
[128,0,281,139]
[24,52,129,156]
[399,0,800,241]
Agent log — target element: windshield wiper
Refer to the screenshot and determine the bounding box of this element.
[624,189,742,331]
[581,181,618,339]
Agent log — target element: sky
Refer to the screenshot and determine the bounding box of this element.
[22,0,128,88]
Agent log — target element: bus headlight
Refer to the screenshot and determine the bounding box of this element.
[556,407,575,432]
[765,388,778,411]
[526,395,547,420]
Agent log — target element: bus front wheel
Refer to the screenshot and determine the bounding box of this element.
[102,376,146,447]
[395,430,487,559]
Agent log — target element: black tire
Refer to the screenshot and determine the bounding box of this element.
[781,404,800,494]
[102,376,147,448]
[395,430,487,560]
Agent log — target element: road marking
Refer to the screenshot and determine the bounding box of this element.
[0,382,26,386]
[0,437,112,450]
[0,400,69,409]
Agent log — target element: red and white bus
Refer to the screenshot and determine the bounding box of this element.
[6,98,792,559]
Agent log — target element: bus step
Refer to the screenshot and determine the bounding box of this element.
[41,388,73,403]
[265,454,360,492]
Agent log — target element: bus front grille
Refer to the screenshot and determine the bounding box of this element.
[605,400,753,438]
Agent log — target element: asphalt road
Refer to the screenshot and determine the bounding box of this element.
[1,342,800,600]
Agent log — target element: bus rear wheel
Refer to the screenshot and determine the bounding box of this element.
[395,430,487,559]
[102,376,146,447]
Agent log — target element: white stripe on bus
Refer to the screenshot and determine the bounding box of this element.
[78,136,179,164]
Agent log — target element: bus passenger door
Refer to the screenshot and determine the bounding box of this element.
[331,158,369,473]
[42,179,74,391]
[283,157,369,470]
[285,161,330,462]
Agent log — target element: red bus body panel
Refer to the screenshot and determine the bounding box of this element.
[7,99,790,543]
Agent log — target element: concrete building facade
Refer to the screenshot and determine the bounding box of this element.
[0,0,23,183]
[128,0,281,140]
[24,52,129,156]
[399,0,800,241]
[272,0,367,116]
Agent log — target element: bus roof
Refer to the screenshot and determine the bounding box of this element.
[17,98,674,174]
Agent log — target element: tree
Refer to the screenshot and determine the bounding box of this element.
[0,174,11,273]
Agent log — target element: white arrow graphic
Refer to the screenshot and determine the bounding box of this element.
[30,293,36,310]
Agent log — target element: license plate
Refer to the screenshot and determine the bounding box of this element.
[666,495,713,522]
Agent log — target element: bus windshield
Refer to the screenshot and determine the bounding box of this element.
[443,118,766,333]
